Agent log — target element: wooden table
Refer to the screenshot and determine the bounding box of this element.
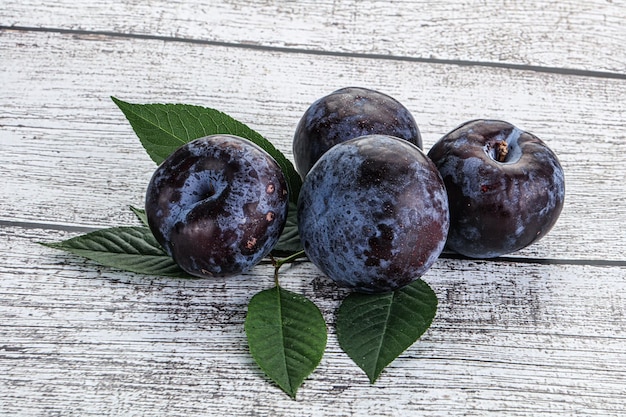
[2,1,626,415]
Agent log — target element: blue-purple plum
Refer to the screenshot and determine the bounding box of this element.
[145,134,289,278]
[297,135,449,293]
[427,119,565,258]
[293,87,422,177]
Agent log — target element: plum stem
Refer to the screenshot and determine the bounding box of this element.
[270,250,307,286]
[495,140,509,162]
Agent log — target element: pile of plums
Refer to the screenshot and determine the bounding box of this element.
[145,87,565,293]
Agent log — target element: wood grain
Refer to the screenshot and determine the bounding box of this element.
[2,227,625,416]
[3,0,626,74]
[1,29,625,261]
[2,1,626,415]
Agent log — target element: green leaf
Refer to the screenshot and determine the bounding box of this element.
[42,226,190,278]
[129,205,149,226]
[245,286,327,398]
[271,201,302,256]
[111,97,302,203]
[336,279,438,383]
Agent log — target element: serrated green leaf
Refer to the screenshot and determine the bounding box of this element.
[245,286,327,398]
[271,201,302,256]
[42,226,190,278]
[336,279,437,383]
[129,205,149,227]
[111,97,301,203]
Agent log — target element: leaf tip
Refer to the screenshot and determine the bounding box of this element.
[367,370,382,385]
[111,96,133,113]
[39,241,59,249]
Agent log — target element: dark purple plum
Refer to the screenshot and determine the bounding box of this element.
[427,119,565,258]
[297,134,449,293]
[145,134,289,278]
[293,87,422,177]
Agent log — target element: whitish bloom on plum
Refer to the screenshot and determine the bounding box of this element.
[145,134,289,278]
[298,134,449,293]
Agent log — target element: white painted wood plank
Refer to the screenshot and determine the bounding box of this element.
[2,227,625,416]
[2,0,626,74]
[2,2,625,416]
[1,29,625,261]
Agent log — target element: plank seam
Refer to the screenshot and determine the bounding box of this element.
[3,219,624,267]
[2,25,626,81]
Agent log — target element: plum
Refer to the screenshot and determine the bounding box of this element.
[145,134,289,278]
[293,87,422,177]
[297,134,449,293]
[427,119,565,258]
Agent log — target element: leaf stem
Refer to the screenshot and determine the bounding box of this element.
[269,250,307,287]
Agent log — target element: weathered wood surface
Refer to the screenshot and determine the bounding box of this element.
[2,28,625,260]
[3,0,626,74]
[1,1,626,416]
[3,227,626,416]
